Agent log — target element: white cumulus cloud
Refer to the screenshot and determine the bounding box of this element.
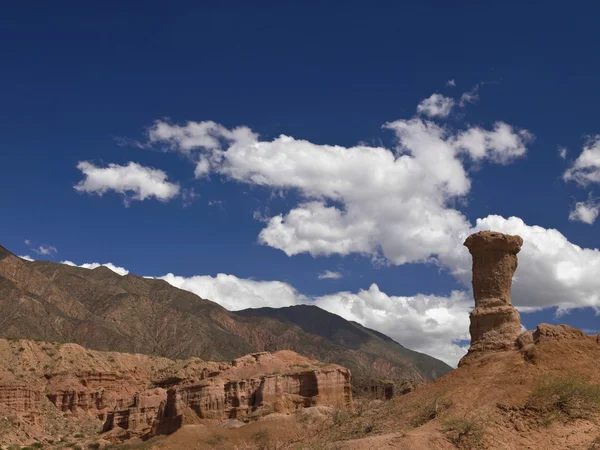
[416,93,455,118]
[19,255,34,261]
[314,286,470,366]
[74,161,180,204]
[158,273,307,311]
[459,215,600,312]
[61,260,129,276]
[563,136,600,186]
[146,117,531,267]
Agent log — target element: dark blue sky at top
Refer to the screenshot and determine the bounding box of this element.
[1,1,599,333]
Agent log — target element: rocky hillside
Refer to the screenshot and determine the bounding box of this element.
[0,243,452,384]
[0,338,351,447]
[236,305,448,382]
[142,231,600,450]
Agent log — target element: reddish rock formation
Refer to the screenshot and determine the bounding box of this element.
[0,382,42,425]
[461,231,524,362]
[0,339,353,443]
[149,352,352,436]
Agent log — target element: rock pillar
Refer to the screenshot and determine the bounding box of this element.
[463,231,523,354]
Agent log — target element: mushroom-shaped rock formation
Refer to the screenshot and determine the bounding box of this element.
[460,231,523,363]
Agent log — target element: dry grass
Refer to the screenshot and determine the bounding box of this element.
[441,414,486,449]
[526,375,600,425]
[412,393,453,427]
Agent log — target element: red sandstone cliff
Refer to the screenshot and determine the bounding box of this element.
[0,339,351,446]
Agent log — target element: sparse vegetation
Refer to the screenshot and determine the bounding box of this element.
[442,414,486,449]
[87,444,101,450]
[526,375,600,424]
[412,393,453,427]
[252,430,282,450]
[204,435,226,446]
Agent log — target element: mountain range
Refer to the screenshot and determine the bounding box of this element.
[0,243,451,384]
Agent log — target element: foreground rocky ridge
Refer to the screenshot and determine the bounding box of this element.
[0,339,351,447]
[0,243,451,386]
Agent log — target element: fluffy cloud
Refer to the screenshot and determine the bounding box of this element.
[74,161,180,204]
[61,260,129,276]
[460,215,600,312]
[152,272,472,366]
[446,79,456,87]
[416,94,455,118]
[569,198,600,224]
[452,122,533,164]
[318,270,343,280]
[147,118,531,267]
[51,259,470,365]
[158,273,307,311]
[19,255,34,261]
[563,138,600,225]
[57,209,600,366]
[563,136,600,186]
[314,286,470,366]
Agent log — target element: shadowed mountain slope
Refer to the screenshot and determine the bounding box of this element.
[236,305,450,381]
[0,244,452,382]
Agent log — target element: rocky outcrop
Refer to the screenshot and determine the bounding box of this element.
[0,382,42,425]
[517,323,598,348]
[103,389,167,435]
[5,345,353,440]
[156,364,352,426]
[149,352,352,436]
[460,231,523,363]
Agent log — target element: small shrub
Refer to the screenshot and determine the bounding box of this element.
[413,393,453,427]
[526,375,600,424]
[252,430,275,450]
[442,414,486,449]
[331,407,353,427]
[31,444,44,449]
[87,444,101,450]
[74,433,85,439]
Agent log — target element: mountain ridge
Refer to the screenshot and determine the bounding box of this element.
[0,243,452,383]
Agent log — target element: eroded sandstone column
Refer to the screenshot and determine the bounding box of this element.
[464,231,523,353]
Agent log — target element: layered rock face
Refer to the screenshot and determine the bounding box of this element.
[0,382,42,425]
[151,352,352,436]
[0,339,352,444]
[462,231,524,358]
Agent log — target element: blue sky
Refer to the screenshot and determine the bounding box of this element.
[2,1,600,365]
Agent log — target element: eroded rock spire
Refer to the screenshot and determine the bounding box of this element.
[461,231,523,360]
